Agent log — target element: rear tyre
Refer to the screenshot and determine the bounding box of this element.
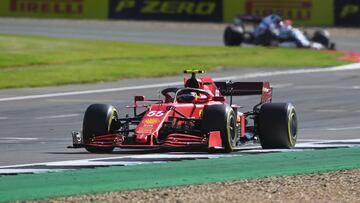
[258,103,297,149]
[202,105,238,153]
[83,104,118,153]
[223,25,244,46]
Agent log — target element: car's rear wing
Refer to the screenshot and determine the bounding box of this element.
[235,15,262,23]
[215,81,272,103]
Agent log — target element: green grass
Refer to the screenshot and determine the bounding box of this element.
[0,34,349,89]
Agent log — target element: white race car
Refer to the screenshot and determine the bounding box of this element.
[224,15,336,50]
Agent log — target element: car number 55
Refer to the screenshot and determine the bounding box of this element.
[147,111,164,117]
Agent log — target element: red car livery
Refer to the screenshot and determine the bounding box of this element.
[71,70,297,153]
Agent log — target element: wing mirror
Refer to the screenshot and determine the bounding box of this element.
[212,96,225,102]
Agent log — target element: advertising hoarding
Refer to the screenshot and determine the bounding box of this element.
[109,0,223,22]
[0,0,108,19]
[335,0,360,26]
[223,0,333,26]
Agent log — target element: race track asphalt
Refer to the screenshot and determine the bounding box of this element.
[1,66,360,166]
[0,18,359,166]
[0,18,359,51]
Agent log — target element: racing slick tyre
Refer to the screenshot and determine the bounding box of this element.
[329,42,336,50]
[258,103,297,149]
[202,104,238,153]
[312,30,331,49]
[82,104,119,153]
[223,25,244,46]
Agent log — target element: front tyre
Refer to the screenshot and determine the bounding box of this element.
[258,103,297,149]
[312,30,330,48]
[83,104,118,153]
[223,25,244,46]
[202,105,238,153]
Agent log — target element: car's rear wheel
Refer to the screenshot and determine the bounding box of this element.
[258,103,297,149]
[202,105,238,153]
[83,104,118,153]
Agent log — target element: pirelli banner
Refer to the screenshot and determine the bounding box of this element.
[223,0,334,26]
[0,0,223,22]
[2,0,357,26]
[109,0,334,25]
[109,0,223,22]
[108,0,334,25]
[0,0,108,19]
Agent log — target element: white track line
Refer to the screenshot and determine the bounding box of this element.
[1,139,359,174]
[295,85,360,90]
[0,169,65,174]
[313,138,360,143]
[0,153,232,169]
[0,82,181,102]
[0,63,359,102]
[0,137,39,141]
[316,109,347,113]
[271,83,294,88]
[35,114,80,120]
[327,126,360,131]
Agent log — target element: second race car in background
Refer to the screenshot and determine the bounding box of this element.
[224,15,336,50]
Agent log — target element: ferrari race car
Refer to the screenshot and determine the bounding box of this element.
[70,70,297,153]
[224,15,336,50]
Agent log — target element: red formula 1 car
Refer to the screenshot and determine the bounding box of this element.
[71,70,297,153]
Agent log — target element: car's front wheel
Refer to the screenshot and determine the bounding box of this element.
[223,25,244,46]
[202,104,238,153]
[82,104,118,153]
[312,30,331,49]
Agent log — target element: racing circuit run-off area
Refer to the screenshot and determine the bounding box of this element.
[1,65,360,202]
[1,0,360,201]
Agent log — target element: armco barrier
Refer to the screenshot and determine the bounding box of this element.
[0,0,108,19]
[108,0,223,22]
[223,0,334,26]
[335,0,360,26]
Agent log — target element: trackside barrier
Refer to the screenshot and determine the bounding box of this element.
[108,0,223,22]
[335,0,360,26]
[0,0,108,19]
[223,0,334,26]
[1,0,359,26]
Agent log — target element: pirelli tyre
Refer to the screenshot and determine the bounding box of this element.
[82,104,118,153]
[258,103,297,149]
[312,30,335,50]
[202,104,238,153]
[223,25,244,46]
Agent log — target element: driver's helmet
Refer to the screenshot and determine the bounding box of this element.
[185,78,200,88]
[177,92,197,103]
[233,17,242,26]
[264,14,282,28]
[283,19,293,27]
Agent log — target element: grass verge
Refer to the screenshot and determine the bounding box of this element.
[0,34,349,89]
